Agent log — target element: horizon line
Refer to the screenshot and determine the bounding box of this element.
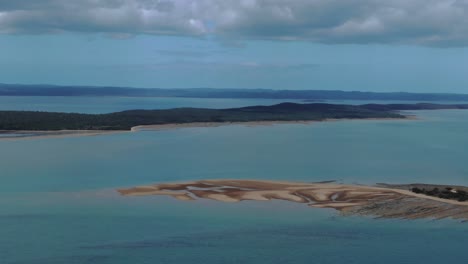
[1,82,468,96]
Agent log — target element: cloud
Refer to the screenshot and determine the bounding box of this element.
[0,0,209,36]
[1,0,468,47]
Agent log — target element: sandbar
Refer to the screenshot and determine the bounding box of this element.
[118,179,468,221]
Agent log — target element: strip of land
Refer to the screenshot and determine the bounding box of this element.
[0,118,414,140]
[0,121,317,140]
[0,102,466,139]
[118,180,468,221]
[0,130,127,140]
[3,83,468,101]
[130,117,419,132]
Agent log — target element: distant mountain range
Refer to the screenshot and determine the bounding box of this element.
[1,83,468,101]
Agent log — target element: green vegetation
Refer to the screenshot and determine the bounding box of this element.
[0,102,467,131]
[411,187,468,202]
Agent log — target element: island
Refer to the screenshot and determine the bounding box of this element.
[1,102,468,139]
[118,180,468,221]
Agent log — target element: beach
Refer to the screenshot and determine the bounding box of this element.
[0,116,414,140]
[118,179,468,220]
[0,129,127,140]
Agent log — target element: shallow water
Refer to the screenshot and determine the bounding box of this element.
[1,98,468,263]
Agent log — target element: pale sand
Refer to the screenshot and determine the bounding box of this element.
[0,130,127,141]
[117,186,194,201]
[117,179,468,221]
[0,116,414,141]
[129,120,317,132]
[130,117,414,132]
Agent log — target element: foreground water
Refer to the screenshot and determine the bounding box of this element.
[1,98,468,263]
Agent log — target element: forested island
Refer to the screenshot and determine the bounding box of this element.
[1,102,468,131]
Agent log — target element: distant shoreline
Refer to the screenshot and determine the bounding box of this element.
[0,117,413,140]
[2,83,468,101]
[3,102,466,136]
[0,129,127,140]
[130,116,419,132]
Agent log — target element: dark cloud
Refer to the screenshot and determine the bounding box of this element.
[1,0,468,47]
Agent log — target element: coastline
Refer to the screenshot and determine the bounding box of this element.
[131,116,418,132]
[0,116,413,141]
[129,120,318,132]
[0,129,127,141]
[117,179,468,221]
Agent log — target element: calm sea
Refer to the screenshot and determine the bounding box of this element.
[1,97,468,264]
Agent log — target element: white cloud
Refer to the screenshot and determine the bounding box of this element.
[1,0,468,46]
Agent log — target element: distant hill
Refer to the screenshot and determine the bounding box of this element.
[1,83,468,101]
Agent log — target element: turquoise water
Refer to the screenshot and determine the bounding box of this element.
[1,98,468,263]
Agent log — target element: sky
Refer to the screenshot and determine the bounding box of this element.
[1,0,468,92]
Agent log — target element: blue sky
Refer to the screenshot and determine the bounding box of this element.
[1,0,468,93]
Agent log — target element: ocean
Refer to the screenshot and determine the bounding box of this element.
[1,97,468,263]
